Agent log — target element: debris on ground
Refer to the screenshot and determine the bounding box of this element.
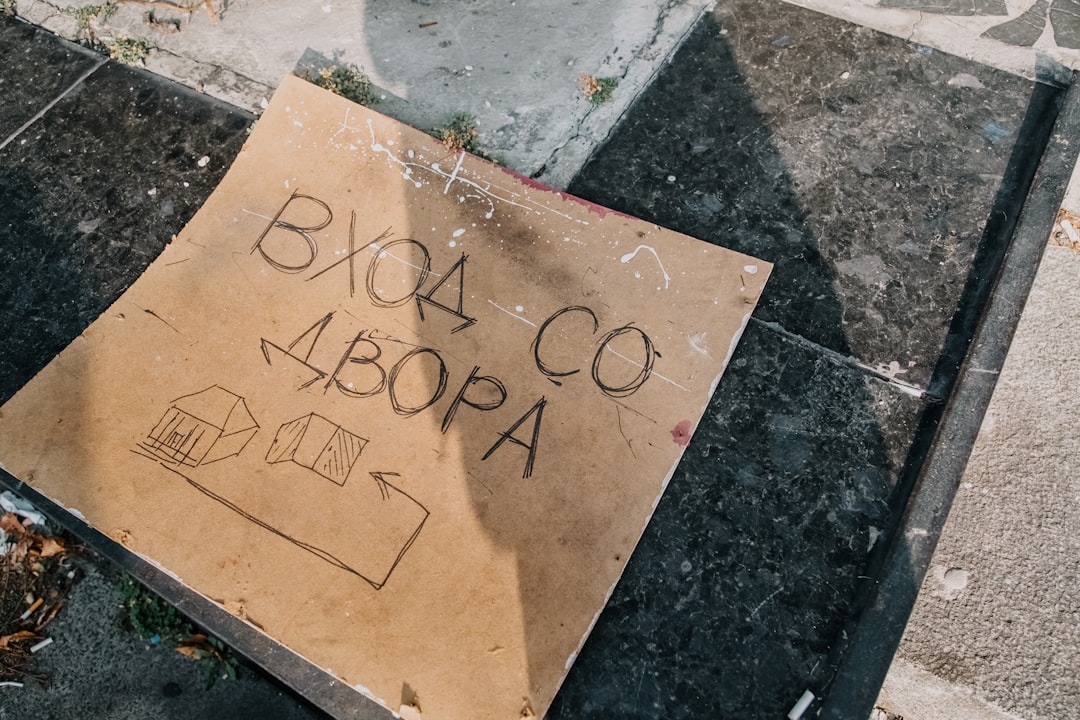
[870,707,905,720]
[1051,208,1080,253]
[0,496,79,686]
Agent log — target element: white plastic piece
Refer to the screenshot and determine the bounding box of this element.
[787,689,815,720]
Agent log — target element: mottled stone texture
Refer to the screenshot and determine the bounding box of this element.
[0,55,251,403]
[552,0,1050,717]
[0,18,99,139]
[570,0,1038,390]
[549,323,922,719]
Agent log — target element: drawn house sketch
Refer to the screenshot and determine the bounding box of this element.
[266,413,368,486]
[138,385,259,466]
[136,393,427,590]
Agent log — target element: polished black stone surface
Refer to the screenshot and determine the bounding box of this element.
[570,0,1043,391]
[0,53,252,403]
[0,18,100,139]
[554,1,1060,717]
[549,322,924,719]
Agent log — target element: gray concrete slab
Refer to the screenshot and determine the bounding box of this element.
[548,321,925,719]
[877,219,1080,720]
[785,0,1080,80]
[12,0,711,187]
[0,17,100,141]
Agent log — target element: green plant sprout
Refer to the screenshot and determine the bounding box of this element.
[300,64,376,106]
[108,36,151,65]
[579,73,619,105]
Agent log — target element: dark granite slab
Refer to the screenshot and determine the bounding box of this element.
[0,60,252,403]
[548,322,924,719]
[553,1,1065,717]
[569,0,1050,390]
[0,17,101,140]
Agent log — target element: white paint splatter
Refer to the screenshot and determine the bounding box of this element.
[449,240,457,248]
[488,300,537,327]
[453,228,466,238]
[515,305,524,312]
[620,245,671,289]
[723,312,752,369]
[688,333,708,356]
[343,114,589,224]
[603,346,687,392]
[743,264,758,275]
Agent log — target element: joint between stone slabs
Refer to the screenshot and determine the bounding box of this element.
[0,54,105,152]
[750,317,931,399]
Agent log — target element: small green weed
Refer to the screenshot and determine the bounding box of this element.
[64,3,117,32]
[436,113,479,154]
[116,575,239,686]
[302,64,376,106]
[579,74,619,105]
[108,36,151,65]
[117,574,192,645]
[433,113,499,163]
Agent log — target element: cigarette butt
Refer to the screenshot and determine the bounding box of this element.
[1060,218,1080,245]
[787,689,815,720]
[29,637,53,654]
[19,597,43,620]
[0,681,24,688]
[419,21,437,28]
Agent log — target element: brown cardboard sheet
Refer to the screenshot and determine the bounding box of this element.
[0,75,770,719]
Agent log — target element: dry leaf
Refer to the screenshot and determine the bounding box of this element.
[33,601,64,632]
[0,631,39,650]
[0,513,28,538]
[175,644,209,660]
[37,537,65,559]
[176,633,221,661]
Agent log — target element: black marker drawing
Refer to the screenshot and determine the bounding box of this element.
[136,385,259,467]
[266,413,368,486]
[158,462,427,590]
[250,190,332,273]
[135,388,427,590]
[261,312,333,390]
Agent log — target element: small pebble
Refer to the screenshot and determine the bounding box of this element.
[197,155,210,167]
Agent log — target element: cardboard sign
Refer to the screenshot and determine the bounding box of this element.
[0,75,770,719]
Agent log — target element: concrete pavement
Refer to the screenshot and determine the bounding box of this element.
[874,165,1080,720]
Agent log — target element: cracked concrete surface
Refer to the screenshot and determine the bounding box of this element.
[12,0,712,187]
